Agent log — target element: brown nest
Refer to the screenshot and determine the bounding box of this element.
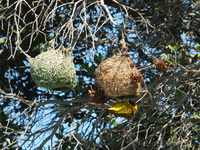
[95,53,142,98]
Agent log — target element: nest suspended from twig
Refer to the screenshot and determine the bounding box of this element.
[95,53,142,97]
[27,41,76,91]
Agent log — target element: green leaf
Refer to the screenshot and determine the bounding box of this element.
[98,53,103,62]
[81,63,89,70]
[178,52,182,60]
[112,119,118,127]
[166,54,175,65]
[87,67,96,76]
[168,43,179,51]
[168,45,174,51]
[0,38,5,44]
[59,125,64,133]
[55,133,63,139]
[174,43,179,51]
[62,143,68,150]
[167,54,173,61]
[102,130,107,133]
[196,44,200,51]
[94,53,103,65]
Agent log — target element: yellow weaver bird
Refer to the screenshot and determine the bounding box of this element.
[106,98,138,118]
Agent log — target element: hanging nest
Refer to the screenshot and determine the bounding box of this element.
[29,45,76,91]
[95,53,142,97]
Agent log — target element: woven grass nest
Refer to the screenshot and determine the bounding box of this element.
[29,45,76,91]
[95,53,142,97]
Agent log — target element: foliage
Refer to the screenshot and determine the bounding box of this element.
[0,0,199,149]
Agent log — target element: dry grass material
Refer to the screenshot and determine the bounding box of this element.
[95,54,141,97]
[29,48,76,91]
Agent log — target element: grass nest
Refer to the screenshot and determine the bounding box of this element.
[29,48,76,91]
[95,53,142,97]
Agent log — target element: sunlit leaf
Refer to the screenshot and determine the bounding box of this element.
[112,119,118,127]
[168,45,174,51]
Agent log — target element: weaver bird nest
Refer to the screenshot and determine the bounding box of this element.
[29,46,76,91]
[95,53,142,98]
